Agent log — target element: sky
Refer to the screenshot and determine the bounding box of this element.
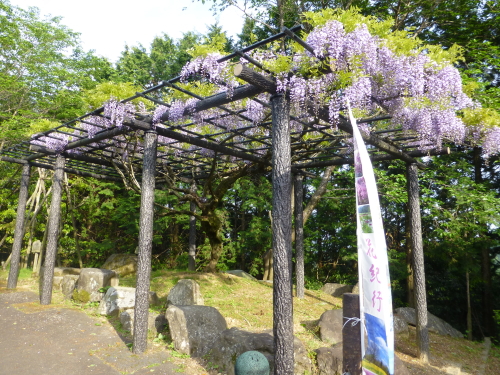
[9,0,246,62]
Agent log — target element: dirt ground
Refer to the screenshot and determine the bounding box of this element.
[0,286,188,375]
[1,278,498,375]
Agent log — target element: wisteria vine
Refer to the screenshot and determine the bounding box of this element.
[32,17,499,159]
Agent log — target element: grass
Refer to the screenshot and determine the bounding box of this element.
[2,266,500,374]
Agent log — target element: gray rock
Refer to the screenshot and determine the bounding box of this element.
[263,329,312,375]
[315,344,410,375]
[167,279,204,306]
[52,276,63,290]
[61,275,79,299]
[393,314,408,334]
[98,286,160,316]
[315,345,342,375]
[39,267,77,291]
[395,307,463,338]
[351,282,359,294]
[318,309,343,345]
[53,267,81,276]
[165,305,227,357]
[101,253,138,277]
[209,328,274,375]
[76,268,119,302]
[119,309,167,335]
[208,328,312,375]
[321,283,353,297]
[225,270,257,280]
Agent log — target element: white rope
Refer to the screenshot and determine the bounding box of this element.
[343,316,361,329]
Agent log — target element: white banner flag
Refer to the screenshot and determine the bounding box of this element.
[348,103,394,375]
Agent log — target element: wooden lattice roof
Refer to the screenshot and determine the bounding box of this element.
[0,26,443,183]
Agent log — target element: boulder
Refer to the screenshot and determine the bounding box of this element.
[208,328,312,375]
[262,329,312,375]
[395,307,463,338]
[351,283,359,294]
[321,283,353,297]
[98,286,160,316]
[393,314,408,334]
[315,345,342,375]
[318,309,343,345]
[52,276,63,290]
[119,309,167,335]
[40,267,79,291]
[225,270,257,280]
[76,268,119,302]
[165,305,227,357]
[101,253,138,277]
[61,275,79,299]
[53,267,81,276]
[315,344,410,375]
[167,279,204,306]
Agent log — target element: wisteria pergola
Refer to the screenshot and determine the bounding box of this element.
[1,26,446,373]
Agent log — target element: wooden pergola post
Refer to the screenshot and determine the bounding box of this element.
[406,162,429,363]
[343,293,362,375]
[188,181,197,271]
[133,130,158,354]
[40,155,65,305]
[294,174,305,299]
[271,93,294,374]
[7,164,31,289]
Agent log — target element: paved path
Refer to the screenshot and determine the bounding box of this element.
[0,287,184,375]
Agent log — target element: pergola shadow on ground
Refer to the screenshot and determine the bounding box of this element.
[1,26,442,373]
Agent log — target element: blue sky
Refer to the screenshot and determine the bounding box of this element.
[9,0,245,62]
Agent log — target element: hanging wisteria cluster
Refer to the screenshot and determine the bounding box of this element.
[279,21,478,151]
[31,16,499,161]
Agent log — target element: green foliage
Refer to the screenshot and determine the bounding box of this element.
[82,82,149,110]
[0,1,115,149]
[188,23,232,58]
[114,32,200,88]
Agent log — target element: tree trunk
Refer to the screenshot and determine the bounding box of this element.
[188,198,197,272]
[240,211,246,270]
[64,173,83,268]
[201,211,224,273]
[406,213,415,308]
[474,147,493,337]
[466,270,473,340]
[406,162,429,363]
[294,174,305,299]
